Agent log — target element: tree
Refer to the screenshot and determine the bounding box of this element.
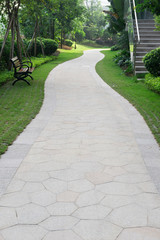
[136,0,160,16]
[84,0,106,40]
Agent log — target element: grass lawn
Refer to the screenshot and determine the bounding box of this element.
[0,43,105,155]
[96,50,160,146]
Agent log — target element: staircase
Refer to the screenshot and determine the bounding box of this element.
[134,19,160,75]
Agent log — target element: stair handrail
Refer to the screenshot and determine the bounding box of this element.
[132,0,140,43]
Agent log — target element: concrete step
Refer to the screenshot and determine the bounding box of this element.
[137,23,156,28]
[136,46,158,52]
[136,52,148,56]
[137,19,154,23]
[137,43,160,48]
[140,39,160,43]
[135,61,144,66]
[135,70,148,74]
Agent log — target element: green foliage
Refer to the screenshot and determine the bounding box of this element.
[0,70,13,85]
[84,0,106,41]
[154,15,160,30]
[27,38,58,56]
[0,39,11,70]
[64,39,73,47]
[27,39,44,56]
[136,0,160,16]
[145,73,160,93]
[42,38,58,55]
[84,25,99,40]
[143,48,160,77]
[111,45,120,51]
[113,49,130,67]
[75,29,85,42]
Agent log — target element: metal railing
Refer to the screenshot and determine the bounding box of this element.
[132,0,140,43]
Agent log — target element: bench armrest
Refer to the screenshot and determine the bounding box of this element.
[20,64,30,71]
[22,60,33,68]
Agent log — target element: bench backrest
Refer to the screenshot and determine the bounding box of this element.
[10,57,21,69]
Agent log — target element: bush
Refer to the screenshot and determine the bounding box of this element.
[113,49,130,67]
[75,30,85,42]
[111,45,120,51]
[143,48,160,77]
[0,39,11,70]
[27,39,44,56]
[64,39,73,47]
[42,38,58,55]
[145,73,160,94]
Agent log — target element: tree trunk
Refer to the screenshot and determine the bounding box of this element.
[15,9,22,62]
[9,16,15,70]
[27,20,38,53]
[61,28,63,49]
[0,13,13,61]
[38,24,45,56]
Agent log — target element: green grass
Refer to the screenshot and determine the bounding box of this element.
[96,50,160,146]
[0,43,103,155]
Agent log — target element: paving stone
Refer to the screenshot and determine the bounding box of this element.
[114,173,150,184]
[16,171,49,182]
[103,166,126,177]
[43,179,67,193]
[17,203,49,224]
[40,216,79,230]
[86,171,113,184]
[117,227,160,240]
[73,205,111,219]
[68,179,94,193]
[108,204,147,228]
[0,192,30,207]
[57,191,79,202]
[101,194,133,208]
[71,161,103,173]
[148,208,160,228]
[134,193,160,209]
[76,190,105,207]
[96,182,141,196]
[22,182,45,193]
[34,161,70,172]
[49,169,84,181]
[123,163,148,174]
[30,189,56,206]
[0,207,17,230]
[1,225,47,240]
[6,180,25,193]
[47,202,77,215]
[73,220,122,240]
[138,182,158,193]
[43,230,82,240]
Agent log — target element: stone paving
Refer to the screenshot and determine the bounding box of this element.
[0,49,160,240]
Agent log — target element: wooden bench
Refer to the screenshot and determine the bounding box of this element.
[10,56,34,85]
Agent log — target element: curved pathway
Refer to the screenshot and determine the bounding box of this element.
[0,50,160,240]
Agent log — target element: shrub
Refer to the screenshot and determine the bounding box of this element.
[143,48,160,77]
[64,39,73,47]
[113,49,130,66]
[145,73,160,94]
[75,30,85,42]
[0,39,11,70]
[42,38,58,55]
[111,45,120,51]
[27,39,44,56]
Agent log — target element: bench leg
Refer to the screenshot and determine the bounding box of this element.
[12,78,31,86]
[28,74,34,80]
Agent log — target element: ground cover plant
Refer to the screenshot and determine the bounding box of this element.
[96,50,160,146]
[0,43,104,155]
